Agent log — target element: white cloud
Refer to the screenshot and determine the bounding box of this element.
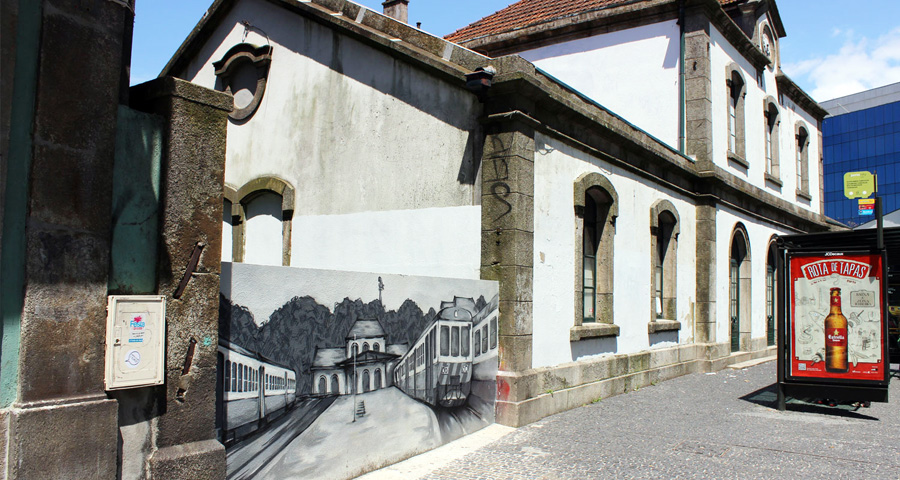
[783,28,900,101]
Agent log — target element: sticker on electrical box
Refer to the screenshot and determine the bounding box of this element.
[124,350,142,369]
[129,313,149,343]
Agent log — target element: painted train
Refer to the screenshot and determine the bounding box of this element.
[216,339,297,444]
[393,295,499,408]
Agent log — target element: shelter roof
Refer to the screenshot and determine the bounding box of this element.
[347,319,386,339]
[311,347,346,368]
[336,351,399,367]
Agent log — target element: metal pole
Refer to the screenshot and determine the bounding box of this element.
[352,334,357,422]
[776,243,787,411]
[875,172,884,251]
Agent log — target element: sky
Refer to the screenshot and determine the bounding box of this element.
[132,0,900,102]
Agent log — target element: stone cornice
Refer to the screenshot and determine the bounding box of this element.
[776,73,829,121]
[162,0,492,83]
[482,68,829,233]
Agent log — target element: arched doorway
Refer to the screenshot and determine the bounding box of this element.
[730,226,751,352]
[331,374,340,394]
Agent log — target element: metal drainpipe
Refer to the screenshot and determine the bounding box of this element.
[678,0,686,154]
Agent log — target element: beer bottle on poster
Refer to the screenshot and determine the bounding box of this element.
[824,287,849,373]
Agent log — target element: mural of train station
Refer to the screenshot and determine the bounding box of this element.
[218,263,499,480]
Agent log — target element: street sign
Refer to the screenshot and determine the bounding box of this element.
[844,171,876,199]
[860,198,875,215]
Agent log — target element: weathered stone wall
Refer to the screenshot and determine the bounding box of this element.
[2,0,132,478]
[130,77,232,479]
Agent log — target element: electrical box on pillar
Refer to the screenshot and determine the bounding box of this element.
[105,295,167,390]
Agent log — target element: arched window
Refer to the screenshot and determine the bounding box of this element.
[726,65,747,165]
[362,342,370,352]
[764,99,781,181]
[374,369,382,389]
[729,225,751,353]
[244,192,285,266]
[372,343,380,352]
[351,343,359,358]
[795,123,810,197]
[318,376,327,394]
[362,370,370,392]
[331,374,340,394]
[759,23,777,69]
[232,176,294,266]
[650,200,680,324]
[572,173,619,340]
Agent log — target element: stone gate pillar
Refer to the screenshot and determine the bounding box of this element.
[130,77,231,479]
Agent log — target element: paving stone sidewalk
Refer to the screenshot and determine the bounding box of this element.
[397,361,899,480]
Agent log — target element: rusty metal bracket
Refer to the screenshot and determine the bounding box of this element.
[175,337,198,402]
[173,242,204,299]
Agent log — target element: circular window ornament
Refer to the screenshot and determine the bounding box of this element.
[213,44,273,121]
[760,25,775,70]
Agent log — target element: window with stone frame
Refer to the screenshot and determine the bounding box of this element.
[229,176,294,266]
[759,23,778,70]
[795,123,810,196]
[571,172,619,341]
[764,100,781,182]
[650,201,679,323]
[726,66,747,164]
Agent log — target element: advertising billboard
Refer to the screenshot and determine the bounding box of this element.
[788,252,887,382]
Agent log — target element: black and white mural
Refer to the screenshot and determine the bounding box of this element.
[218,263,500,480]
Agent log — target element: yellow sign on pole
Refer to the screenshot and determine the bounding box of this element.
[844,171,876,199]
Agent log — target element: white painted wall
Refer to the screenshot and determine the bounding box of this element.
[222,200,233,261]
[714,206,791,346]
[183,0,483,279]
[709,20,822,214]
[244,192,283,266]
[519,20,681,149]
[292,205,481,279]
[531,132,697,368]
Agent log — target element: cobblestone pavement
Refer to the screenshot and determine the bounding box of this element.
[416,362,900,480]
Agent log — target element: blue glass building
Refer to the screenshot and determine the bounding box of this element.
[821,82,900,227]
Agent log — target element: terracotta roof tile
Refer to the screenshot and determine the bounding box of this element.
[445,0,741,44]
[444,0,635,44]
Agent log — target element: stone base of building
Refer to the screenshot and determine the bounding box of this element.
[149,439,226,480]
[496,341,777,427]
[1,395,118,479]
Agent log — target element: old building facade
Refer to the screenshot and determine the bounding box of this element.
[2,0,832,478]
[163,0,830,433]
